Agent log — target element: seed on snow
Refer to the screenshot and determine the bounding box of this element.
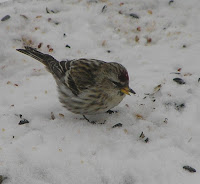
[1,15,10,21]
[183,165,196,173]
[173,78,185,84]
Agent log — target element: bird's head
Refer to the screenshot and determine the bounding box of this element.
[104,62,136,95]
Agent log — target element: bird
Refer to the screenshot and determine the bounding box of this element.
[17,46,135,115]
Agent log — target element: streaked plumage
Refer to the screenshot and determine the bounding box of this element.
[17,47,135,115]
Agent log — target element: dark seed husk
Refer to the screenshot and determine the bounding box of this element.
[173,78,185,84]
[1,15,11,21]
[102,5,107,13]
[144,138,149,143]
[51,112,55,120]
[46,7,50,13]
[140,132,145,138]
[175,103,185,111]
[169,0,174,5]
[65,44,71,48]
[112,123,123,128]
[19,118,29,125]
[164,118,168,123]
[198,78,200,82]
[46,7,58,14]
[170,72,181,75]
[183,165,196,173]
[20,14,28,19]
[129,13,139,19]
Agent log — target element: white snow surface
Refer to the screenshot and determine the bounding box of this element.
[1,0,200,183]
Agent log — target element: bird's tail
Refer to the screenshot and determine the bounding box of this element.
[17,46,68,81]
[16,46,57,68]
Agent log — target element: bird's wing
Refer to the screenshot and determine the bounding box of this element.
[64,59,104,96]
[17,47,104,96]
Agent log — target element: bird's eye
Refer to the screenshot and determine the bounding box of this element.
[112,81,122,88]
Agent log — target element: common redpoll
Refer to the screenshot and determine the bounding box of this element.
[17,47,135,115]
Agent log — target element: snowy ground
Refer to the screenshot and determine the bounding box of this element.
[1,0,200,183]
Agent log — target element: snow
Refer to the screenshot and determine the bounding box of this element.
[1,0,200,183]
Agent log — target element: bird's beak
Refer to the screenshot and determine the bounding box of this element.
[121,87,136,95]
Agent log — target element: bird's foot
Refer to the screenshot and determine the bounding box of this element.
[106,110,118,114]
[82,115,105,124]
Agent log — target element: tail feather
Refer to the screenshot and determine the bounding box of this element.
[16,46,56,67]
[17,46,67,82]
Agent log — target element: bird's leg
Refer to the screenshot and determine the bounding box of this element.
[82,115,106,124]
[106,110,118,114]
[82,115,96,124]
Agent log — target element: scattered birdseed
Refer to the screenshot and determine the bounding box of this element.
[135,35,139,42]
[49,48,53,52]
[170,72,181,75]
[124,129,128,134]
[65,45,71,48]
[112,123,123,128]
[102,5,107,13]
[163,118,168,123]
[36,15,42,18]
[139,132,145,139]
[19,119,29,125]
[1,15,10,21]
[173,78,185,84]
[144,138,149,143]
[135,114,144,120]
[129,13,139,19]
[46,7,50,13]
[137,27,141,31]
[183,165,196,173]
[169,0,174,5]
[153,84,162,93]
[20,14,28,19]
[51,112,55,120]
[102,40,107,47]
[139,132,149,143]
[59,113,64,117]
[147,10,152,14]
[147,37,152,43]
[38,42,43,49]
[183,73,192,76]
[46,7,58,14]
[177,68,182,72]
[175,103,185,111]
